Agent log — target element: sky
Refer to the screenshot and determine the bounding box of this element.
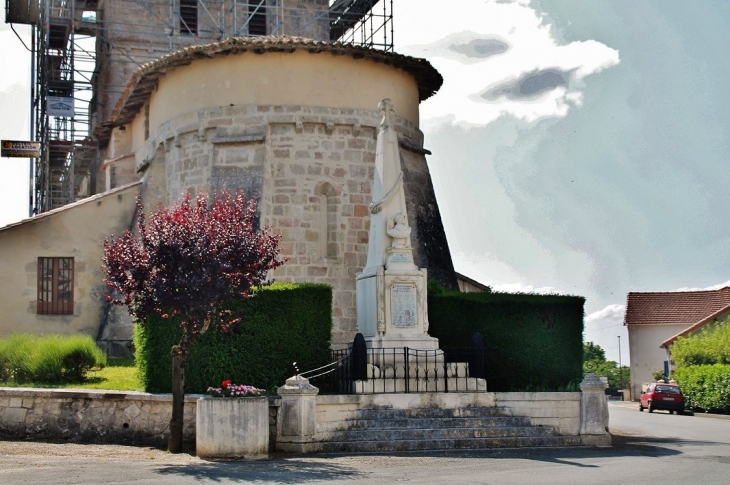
[3,0,730,364]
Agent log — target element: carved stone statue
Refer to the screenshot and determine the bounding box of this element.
[386,213,411,249]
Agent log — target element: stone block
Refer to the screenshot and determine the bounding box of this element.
[196,397,269,460]
[2,407,27,423]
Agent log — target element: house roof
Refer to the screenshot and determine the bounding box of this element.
[455,272,491,292]
[623,287,730,348]
[95,35,444,146]
[0,181,142,234]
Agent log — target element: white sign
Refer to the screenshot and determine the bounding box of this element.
[47,96,74,117]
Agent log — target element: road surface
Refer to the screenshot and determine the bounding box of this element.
[1,402,729,484]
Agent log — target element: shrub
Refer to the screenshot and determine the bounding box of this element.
[0,334,106,384]
[135,283,332,393]
[674,364,730,413]
[428,290,585,391]
[671,320,730,367]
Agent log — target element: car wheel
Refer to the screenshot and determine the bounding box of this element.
[648,404,654,413]
[639,403,644,412]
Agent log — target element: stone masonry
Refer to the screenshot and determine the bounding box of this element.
[136,103,457,347]
[0,388,281,451]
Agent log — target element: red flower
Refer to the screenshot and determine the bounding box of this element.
[221,379,232,389]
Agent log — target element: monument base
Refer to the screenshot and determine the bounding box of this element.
[364,334,439,351]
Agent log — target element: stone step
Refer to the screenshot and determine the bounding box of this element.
[314,435,582,453]
[341,415,533,431]
[325,425,556,442]
[352,406,507,420]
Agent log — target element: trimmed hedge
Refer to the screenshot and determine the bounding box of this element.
[428,290,585,391]
[135,283,332,393]
[674,364,730,413]
[0,334,106,383]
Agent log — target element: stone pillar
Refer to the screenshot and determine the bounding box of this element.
[580,373,611,446]
[276,375,319,453]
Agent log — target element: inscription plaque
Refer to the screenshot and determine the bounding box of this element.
[391,284,417,328]
[390,253,412,264]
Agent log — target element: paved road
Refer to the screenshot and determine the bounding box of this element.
[1,403,729,484]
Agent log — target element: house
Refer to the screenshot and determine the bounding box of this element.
[0,183,141,356]
[624,287,730,399]
[455,272,492,293]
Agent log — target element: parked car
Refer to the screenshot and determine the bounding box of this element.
[639,382,685,414]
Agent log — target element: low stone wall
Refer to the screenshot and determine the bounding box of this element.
[0,388,281,450]
[494,392,582,436]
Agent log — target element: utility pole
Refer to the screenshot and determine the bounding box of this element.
[618,335,623,389]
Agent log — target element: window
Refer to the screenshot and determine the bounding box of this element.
[248,0,267,36]
[37,257,74,314]
[318,183,338,258]
[180,0,198,36]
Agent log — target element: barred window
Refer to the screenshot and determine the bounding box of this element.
[37,257,74,314]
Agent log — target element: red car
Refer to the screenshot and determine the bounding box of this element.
[639,382,685,414]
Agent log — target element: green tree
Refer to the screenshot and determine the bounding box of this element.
[671,320,730,368]
[583,341,628,388]
[103,192,284,453]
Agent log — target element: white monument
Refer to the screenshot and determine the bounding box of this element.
[356,99,439,351]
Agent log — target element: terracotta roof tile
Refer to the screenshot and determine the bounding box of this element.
[624,287,730,325]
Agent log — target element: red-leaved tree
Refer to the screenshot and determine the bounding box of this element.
[102,191,284,453]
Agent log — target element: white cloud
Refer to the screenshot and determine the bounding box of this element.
[584,303,629,365]
[586,304,625,325]
[397,0,620,127]
[673,280,730,292]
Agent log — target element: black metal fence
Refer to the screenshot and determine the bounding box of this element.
[300,344,489,394]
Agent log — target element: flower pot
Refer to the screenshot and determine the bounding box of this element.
[196,396,269,459]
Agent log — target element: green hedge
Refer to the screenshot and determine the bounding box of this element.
[428,290,585,391]
[0,334,106,383]
[135,283,332,393]
[674,364,730,413]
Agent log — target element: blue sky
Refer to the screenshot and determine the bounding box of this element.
[3,0,730,364]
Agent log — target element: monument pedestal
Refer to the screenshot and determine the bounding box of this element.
[356,265,438,351]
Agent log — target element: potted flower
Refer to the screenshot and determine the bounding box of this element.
[196,379,269,459]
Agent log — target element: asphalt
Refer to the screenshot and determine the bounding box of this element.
[609,399,730,420]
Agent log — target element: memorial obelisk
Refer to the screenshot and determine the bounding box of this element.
[356,99,439,350]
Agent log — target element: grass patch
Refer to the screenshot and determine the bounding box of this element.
[0,358,141,391]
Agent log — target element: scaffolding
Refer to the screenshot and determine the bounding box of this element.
[5,0,393,215]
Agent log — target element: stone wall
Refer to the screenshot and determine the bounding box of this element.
[0,388,281,451]
[493,392,582,436]
[136,104,456,346]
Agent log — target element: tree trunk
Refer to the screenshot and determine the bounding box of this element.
[168,344,186,453]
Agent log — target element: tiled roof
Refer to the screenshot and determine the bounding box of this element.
[95,36,443,146]
[624,287,730,325]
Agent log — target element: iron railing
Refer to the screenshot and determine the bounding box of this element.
[301,344,488,395]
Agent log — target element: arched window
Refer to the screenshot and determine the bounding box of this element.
[317,183,338,259]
